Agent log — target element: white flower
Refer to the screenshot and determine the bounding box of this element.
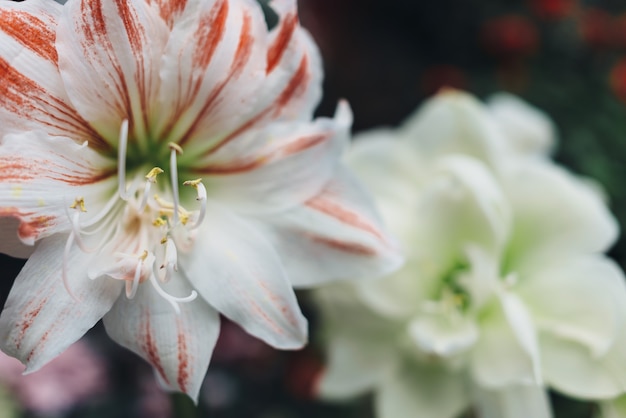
[316,90,626,418]
[0,0,401,400]
[601,395,626,418]
[487,93,557,158]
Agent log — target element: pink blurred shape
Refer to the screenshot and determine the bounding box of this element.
[0,340,108,414]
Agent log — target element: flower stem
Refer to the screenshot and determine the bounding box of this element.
[170,392,198,418]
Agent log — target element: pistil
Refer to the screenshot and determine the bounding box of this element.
[168,142,183,225]
[117,120,130,201]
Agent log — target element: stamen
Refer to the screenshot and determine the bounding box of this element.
[117,119,130,200]
[146,167,164,181]
[65,198,93,253]
[159,237,178,283]
[126,250,148,299]
[183,179,207,229]
[70,212,93,253]
[138,167,164,211]
[69,197,87,212]
[168,143,183,225]
[153,194,174,209]
[153,217,167,227]
[150,264,198,314]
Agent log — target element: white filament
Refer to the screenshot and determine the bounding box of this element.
[160,237,178,282]
[68,211,95,253]
[169,148,180,225]
[150,264,198,314]
[191,182,207,230]
[138,180,152,212]
[125,258,144,299]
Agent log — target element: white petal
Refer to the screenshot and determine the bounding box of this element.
[357,157,509,318]
[431,156,511,254]
[471,296,539,387]
[347,130,424,246]
[540,333,625,399]
[201,102,350,213]
[356,268,429,319]
[0,131,115,246]
[504,161,618,275]
[315,283,401,399]
[408,313,478,358]
[399,89,508,171]
[256,167,403,287]
[600,394,626,418]
[103,273,219,402]
[57,0,169,143]
[499,291,541,382]
[319,334,397,400]
[254,0,323,120]
[518,256,626,357]
[0,234,122,372]
[375,361,469,418]
[487,93,556,158]
[182,203,307,349]
[474,383,553,418]
[408,156,510,276]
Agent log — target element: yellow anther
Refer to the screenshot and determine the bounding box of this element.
[145,167,164,183]
[139,250,149,261]
[168,142,183,154]
[153,218,167,227]
[180,213,189,225]
[69,197,87,212]
[160,237,168,245]
[183,178,203,189]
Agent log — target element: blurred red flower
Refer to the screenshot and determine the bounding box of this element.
[580,8,614,49]
[481,15,539,60]
[529,0,575,20]
[284,350,324,400]
[421,65,467,96]
[610,58,626,102]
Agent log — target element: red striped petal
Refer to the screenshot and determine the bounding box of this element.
[0,2,107,150]
[57,0,168,144]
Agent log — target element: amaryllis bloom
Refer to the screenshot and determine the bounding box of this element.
[602,395,626,418]
[0,0,400,400]
[315,91,626,418]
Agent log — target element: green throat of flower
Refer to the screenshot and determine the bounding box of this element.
[437,260,472,314]
[62,120,209,313]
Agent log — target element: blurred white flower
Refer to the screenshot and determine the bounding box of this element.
[601,395,626,418]
[487,93,557,158]
[0,0,401,401]
[316,90,626,418]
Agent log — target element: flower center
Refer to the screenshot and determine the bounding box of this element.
[429,260,472,316]
[62,121,209,313]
